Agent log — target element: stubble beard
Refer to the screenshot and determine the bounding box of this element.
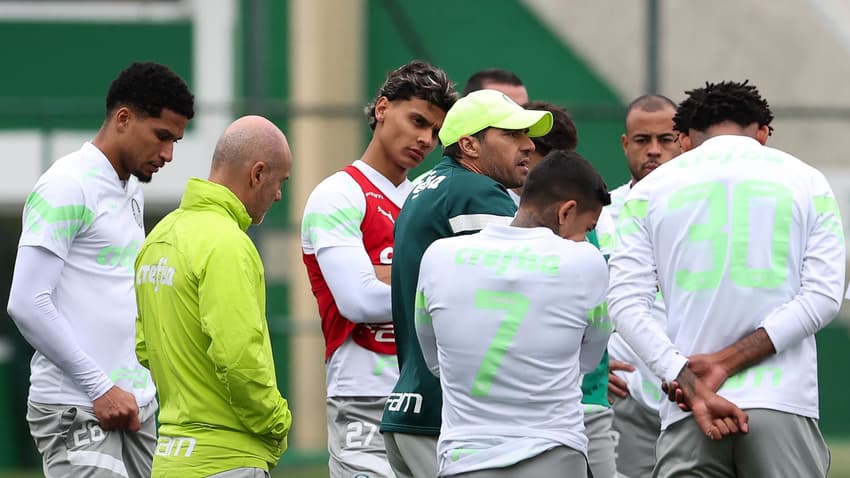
[132,170,153,183]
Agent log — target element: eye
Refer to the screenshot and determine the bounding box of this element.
[633,137,648,144]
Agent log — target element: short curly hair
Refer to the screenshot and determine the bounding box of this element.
[106,62,195,120]
[523,101,578,154]
[673,80,772,135]
[365,60,457,130]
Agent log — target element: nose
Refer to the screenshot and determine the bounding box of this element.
[521,133,534,153]
[647,138,662,156]
[161,142,175,162]
[275,189,282,202]
[419,129,435,151]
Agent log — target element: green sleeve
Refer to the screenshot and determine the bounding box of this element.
[581,350,610,407]
[135,315,148,370]
[581,229,610,406]
[198,241,292,441]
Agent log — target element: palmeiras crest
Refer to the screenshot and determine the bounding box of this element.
[131,198,143,229]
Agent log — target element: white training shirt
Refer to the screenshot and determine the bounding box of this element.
[608,135,845,429]
[301,160,409,397]
[598,182,666,414]
[13,142,155,407]
[416,224,610,476]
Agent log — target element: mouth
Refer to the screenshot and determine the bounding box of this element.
[517,158,530,173]
[408,148,425,162]
[644,163,658,172]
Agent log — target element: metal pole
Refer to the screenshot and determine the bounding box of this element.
[288,0,365,450]
[246,0,268,107]
[647,0,660,93]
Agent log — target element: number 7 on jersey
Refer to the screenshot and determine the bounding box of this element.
[471,290,531,397]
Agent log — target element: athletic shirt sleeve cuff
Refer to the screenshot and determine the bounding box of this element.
[663,353,689,384]
[86,374,115,402]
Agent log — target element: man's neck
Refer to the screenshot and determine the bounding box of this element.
[361,140,407,186]
[511,209,555,234]
[91,130,128,180]
[456,157,483,175]
[690,121,759,149]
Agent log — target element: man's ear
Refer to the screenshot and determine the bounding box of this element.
[374,96,390,124]
[250,161,266,187]
[458,136,479,158]
[557,199,577,225]
[115,107,132,132]
[679,132,693,152]
[755,125,770,145]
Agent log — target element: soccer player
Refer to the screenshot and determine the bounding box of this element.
[135,115,293,477]
[381,89,552,478]
[415,150,611,477]
[462,68,529,105]
[6,62,193,478]
[596,94,681,477]
[513,99,614,478]
[301,60,457,478]
[464,70,619,477]
[608,80,843,476]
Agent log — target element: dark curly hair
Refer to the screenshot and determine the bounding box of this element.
[673,80,772,135]
[523,101,578,154]
[106,62,195,120]
[365,60,458,130]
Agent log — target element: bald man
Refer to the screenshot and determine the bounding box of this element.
[134,115,294,478]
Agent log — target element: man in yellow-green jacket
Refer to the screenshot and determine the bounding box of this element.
[135,115,293,478]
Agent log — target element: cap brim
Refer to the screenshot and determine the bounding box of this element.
[491,110,553,138]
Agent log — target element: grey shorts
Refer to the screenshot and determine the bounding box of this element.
[327,396,395,478]
[384,432,438,478]
[584,407,620,478]
[611,395,660,478]
[654,408,830,477]
[449,446,588,478]
[27,398,157,478]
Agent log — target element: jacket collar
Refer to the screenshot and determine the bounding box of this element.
[180,178,252,231]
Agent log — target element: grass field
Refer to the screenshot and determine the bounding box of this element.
[832,440,850,478]
[0,439,849,477]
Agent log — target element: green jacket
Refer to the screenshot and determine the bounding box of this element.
[135,178,291,477]
[581,230,610,410]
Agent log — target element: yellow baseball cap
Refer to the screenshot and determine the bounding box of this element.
[438,89,553,146]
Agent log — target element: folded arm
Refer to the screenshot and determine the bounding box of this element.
[317,245,392,323]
